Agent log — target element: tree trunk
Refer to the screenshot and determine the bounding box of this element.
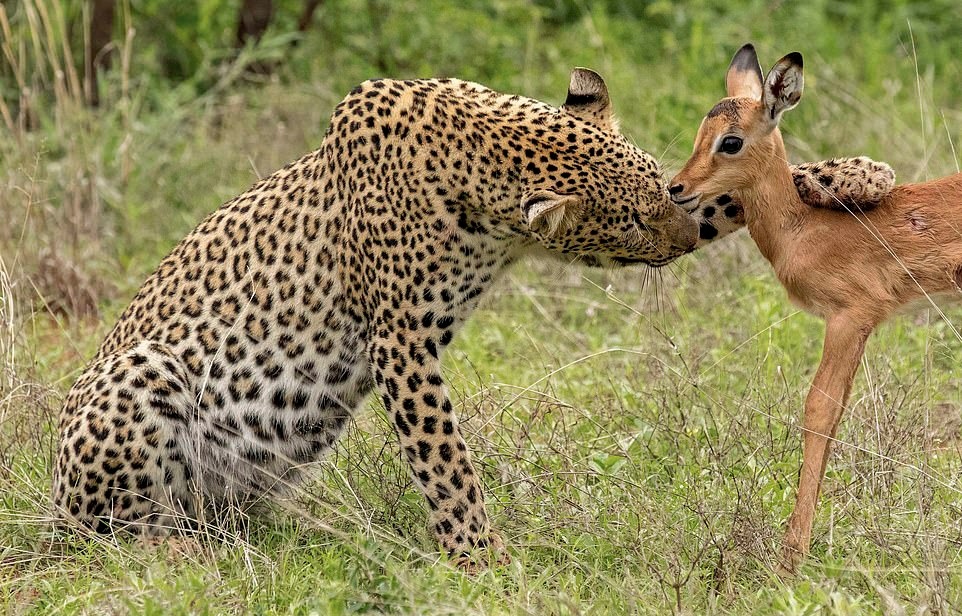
[235,0,275,75]
[235,0,274,47]
[85,0,115,107]
[297,0,323,33]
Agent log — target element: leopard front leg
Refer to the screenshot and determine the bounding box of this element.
[369,325,508,569]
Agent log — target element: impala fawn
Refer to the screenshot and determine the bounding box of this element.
[670,43,962,573]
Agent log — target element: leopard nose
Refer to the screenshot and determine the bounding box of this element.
[668,183,685,197]
[667,203,698,250]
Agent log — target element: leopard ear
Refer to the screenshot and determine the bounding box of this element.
[562,68,614,130]
[522,190,581,236]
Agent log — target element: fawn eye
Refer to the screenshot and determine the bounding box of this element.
[718,136,743,155]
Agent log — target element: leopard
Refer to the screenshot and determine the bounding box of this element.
[51,66,895,568]
[51,68,699,566]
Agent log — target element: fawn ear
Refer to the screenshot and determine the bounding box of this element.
[763,52,804,125]
[563,68,614,130]
[522,190,581,236]
[726,43,764,100]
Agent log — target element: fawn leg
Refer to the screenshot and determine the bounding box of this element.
[779,314,872,574]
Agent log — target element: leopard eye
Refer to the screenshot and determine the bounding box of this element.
[717,136,743,155]
[630,210,653,233]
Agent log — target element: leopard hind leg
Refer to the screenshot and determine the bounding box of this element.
[52,340,199,536]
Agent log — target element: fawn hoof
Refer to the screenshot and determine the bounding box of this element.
[776,535,807,577]
[775,554,800,578]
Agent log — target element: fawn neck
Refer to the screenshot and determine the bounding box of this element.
[737,135,808,264]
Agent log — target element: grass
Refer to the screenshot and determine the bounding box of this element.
[3,0,962,613]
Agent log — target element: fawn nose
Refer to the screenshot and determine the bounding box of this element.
[668,183,685,197]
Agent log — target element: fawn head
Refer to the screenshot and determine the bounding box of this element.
[669,44,804,208]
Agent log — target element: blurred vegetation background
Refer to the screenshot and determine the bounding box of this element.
[4,1,962,613]
[4,0,962,300]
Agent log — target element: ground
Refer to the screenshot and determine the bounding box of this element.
[3,1,962,613]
